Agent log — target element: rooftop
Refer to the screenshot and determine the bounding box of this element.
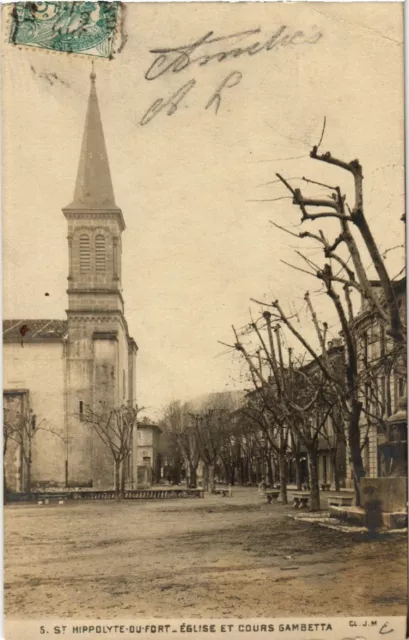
[64,70,120,213]
[3,319,68,342]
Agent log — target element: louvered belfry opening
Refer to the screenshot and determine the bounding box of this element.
[79,234,91,273]
[95,234,106,273]
[63,71,125,315]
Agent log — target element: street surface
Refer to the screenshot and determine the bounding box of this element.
[4,488,407,618]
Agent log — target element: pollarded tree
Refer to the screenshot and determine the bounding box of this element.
[191,405,229,493]
[257,289,366,506]
[82,402,142,498]
[276,144,405,346]
[239,384,290,502]
[227,316,335,511]
[3,402,63,494]
[161,400,200,487]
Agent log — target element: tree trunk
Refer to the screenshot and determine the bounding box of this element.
[202,464,209,491]
[114,460,121,500]
[208,463,216,493]
[3,467,7,504]
[307,446,320,512]
[189,462,197,488]
[230,466,235,486]
[255,460,261,484]
[348,401,365,506]
[239,461,243,484]
[266,454,274,486]
[222,461,230,484]
[26,438,32,493]
[295,454,302,490]
[353,207,404,344]
[26,457,32,494]
[173,460,182,485]
[120,460,126,492]
[278,448,288,504]
[331,449,340,492]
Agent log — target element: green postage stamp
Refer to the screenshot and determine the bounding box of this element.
[9,2,119,57]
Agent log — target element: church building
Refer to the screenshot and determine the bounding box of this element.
[3,70,140,492]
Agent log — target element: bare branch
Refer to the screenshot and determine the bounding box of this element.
[316,116,327,150]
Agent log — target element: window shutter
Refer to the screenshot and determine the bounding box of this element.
[79,235,90,272]
[95,235,106,273]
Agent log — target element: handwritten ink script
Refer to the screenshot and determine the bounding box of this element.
[140,71,243,125]
[140,79,196,126]
[145,26,322,81]
[140,25,322,125]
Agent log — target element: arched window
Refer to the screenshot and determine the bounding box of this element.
[79,234,90,273]
[95,235,106,273]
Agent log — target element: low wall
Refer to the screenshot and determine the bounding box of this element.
[6,488,205,503]
[360,477,407,513]
[329,505,365,526]
[329,505,407,529]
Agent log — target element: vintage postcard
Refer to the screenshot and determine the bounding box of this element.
[1,2,407,639]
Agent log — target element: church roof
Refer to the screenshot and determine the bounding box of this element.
[64,68,119,211]
[3,319,68,342]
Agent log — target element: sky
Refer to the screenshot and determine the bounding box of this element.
[2,3,405,419]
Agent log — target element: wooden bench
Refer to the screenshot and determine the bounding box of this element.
[264,490,280,504]
[321,483,331,491]
[328,494,354,507]
[292,491,310,509]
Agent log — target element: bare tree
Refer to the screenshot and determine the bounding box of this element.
[254,290,366,505]
[3,404,18,500]
[239,385,290,503]
[191,405,229,493]
[161,401,200,487]
[276,146,405,345]
[271,136,406,496]
[3,405,54,494]
[225,315,336,510]
[82,402,142,498]
[218,412,246,485]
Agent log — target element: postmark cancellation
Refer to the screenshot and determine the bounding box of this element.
[9,2,120,58]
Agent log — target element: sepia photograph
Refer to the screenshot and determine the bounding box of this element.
[1,2,407,638]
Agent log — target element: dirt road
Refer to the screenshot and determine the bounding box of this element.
[4,488,407,618]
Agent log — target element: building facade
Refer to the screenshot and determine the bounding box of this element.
[134,424,162,487]
[3,71,143,492]
[352,278,407,482]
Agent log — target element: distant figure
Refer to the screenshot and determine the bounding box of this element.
[259,478,266,494]
[364,486,383,539]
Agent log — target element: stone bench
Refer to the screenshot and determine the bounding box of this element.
[37,493,68,505]
[292,491,310,509]
[264,490,280,504]
[328,494,354,507]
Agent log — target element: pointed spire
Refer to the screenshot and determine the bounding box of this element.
[67,67,118,210]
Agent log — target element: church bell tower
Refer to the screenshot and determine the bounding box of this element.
[62,69,137,489]
[63,67,125,313]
